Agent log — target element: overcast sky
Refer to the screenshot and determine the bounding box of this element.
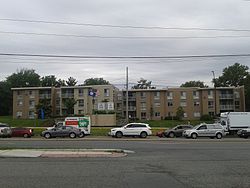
[0,0,250,88]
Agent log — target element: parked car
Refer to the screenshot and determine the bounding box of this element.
[108,123,152,138]
[0,123,12,137]
[41,126,82,139]
[156,125,193,138]
[183,123,226,139]
[237,128,250,138]
[11,128,33,138]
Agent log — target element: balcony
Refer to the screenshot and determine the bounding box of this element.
[123,106,136,111]
[61,93,74,98]
[219,94,233,99]
[220,105,234,110]
[39,94,51,99]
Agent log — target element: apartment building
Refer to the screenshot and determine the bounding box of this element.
[12,85,116,119]
[118,86,245,120]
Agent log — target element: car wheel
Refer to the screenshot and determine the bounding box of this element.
[79,132,85,138]
[69,132,76,138]
[115,131,123,138]
[23,133,29,138]
[140,131,147,138]
[44,133,51,139]
[191,133,198,139]
[216,133,222,139]
[168,132,175,138]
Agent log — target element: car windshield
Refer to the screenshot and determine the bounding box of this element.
[193,125,201,129]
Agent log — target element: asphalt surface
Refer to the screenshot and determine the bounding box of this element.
[0,138,250,188]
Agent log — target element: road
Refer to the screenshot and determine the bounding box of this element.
[0,138,250,188]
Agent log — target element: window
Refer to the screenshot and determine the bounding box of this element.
[168,101,173,106]
[141,102,146,111]
[29,100,35,108]
[209,112,215,116]
[167,92,173,99]
[79,89,84,97]
[235,91,240,99]
[78,99,84,107]
[193,91,199,99]
[140,92,146,98]
[180,101,187,107]
[154,102,160,107]
[184,113,187,118]
[194,112,201,117]
[155,112,160,117]
[198,125,207,130]
[28,111,35,119]
[16,111,22,118]
[17,100,23,106]
[154,92,160,99]
[104,89,110,97]
[208,90,213,99]
[208,101,214,108]
[29,90,33,95]
[194,101,200,107]
[235,101,240,109]
[181,91,186,99]
[141,112,146,119]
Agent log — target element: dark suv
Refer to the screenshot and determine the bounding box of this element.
[157,125,193,138]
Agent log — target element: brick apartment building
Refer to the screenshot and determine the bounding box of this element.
[12,85,117,119]
[116,86,245,120]
[12,85,245,120]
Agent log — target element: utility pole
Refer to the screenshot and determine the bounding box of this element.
[126,67,129,123]
[212,71,217,116]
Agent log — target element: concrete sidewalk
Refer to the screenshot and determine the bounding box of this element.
[0,149,131,158]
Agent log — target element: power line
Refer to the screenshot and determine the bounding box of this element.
[1,30,250,40]
[1,18,250,32]
[1,52,250,59]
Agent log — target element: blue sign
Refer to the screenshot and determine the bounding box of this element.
[41,109,45,120]
[88,90,96,97]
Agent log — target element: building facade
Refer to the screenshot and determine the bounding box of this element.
[12,85,116,119]
[118,86,245,120]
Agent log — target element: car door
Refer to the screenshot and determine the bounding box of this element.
[123,124,133,136]
[175,126,184,137]
[196,125,207,137]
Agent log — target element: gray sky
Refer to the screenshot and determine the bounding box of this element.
[0,0,250,88]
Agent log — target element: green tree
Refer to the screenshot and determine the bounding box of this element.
[132,78,156,89]
[176,106,185,120]
[66,77,77,86]
[6,68,40,87]
[63,98,77,115]
[83,78,110,86]
[41,75,57,87]
[214,63,249,87]
[35,99,52,119]
[0,81,11,115]
[55,79,66,87]
[181,80,208,88]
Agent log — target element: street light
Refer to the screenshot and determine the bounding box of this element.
[212,71,217,117]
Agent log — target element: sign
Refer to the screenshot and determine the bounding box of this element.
[78,117,89,127]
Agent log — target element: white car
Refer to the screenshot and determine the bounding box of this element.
[109,123,152,138]
[183,123,226,139]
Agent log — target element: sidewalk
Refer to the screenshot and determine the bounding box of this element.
[0,149,131,158]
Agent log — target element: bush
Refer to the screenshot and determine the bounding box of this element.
[200,114,213,121]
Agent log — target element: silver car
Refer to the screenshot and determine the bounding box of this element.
[41,126,82,139]
[183,123,226,139]
[0,123,12,137]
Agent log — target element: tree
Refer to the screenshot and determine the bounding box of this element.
[63,98,77,115]
[176,106,185,120]
[83,78,110,86]
[0,81,11,115]
[66,77,77,86]
[41,75,57,87]
[35,99,52,119]
[214,63,249,87]
[6,68,40,87]
[181,80,208,88]
[55,79,66,87]
[132,78,156,89]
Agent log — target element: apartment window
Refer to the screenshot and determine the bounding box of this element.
[141,102,146,111]
[78,110,84,114]
[209,112,215,116]
[208,101,214,108]
[208,90,213,99]
[155,112,160,117]
[154,102,160,107]
[194,101,200,107]
[181,91,186,99]
[17,100,23,106]
[184,113,187,118]
[78,99,84,107]
[29,100,35,108]
[117,93,122,100]
[56,99,60,106]
[29,90,35,98]
[235,101,240,109]
[140,92,146,98]
[16,111,22,118]
[141,112,146,119]
[194,112,201,117]
[235,91,240,99]
[167,92,173,100]
[193,91,199,99]
[180,101,187,107]
[17,91,21,95]
[168,101,173,107]
[29,90,33,95]
[79,89,84,97]
[154,92,160,100]
[104,89,110,97]
[28,111,35,119]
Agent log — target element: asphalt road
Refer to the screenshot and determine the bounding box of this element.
[0,138,250,188]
